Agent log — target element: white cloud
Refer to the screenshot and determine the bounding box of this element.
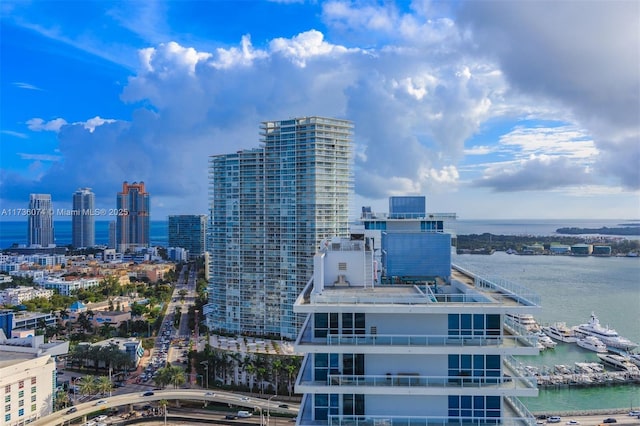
[80,116,117,133]
[26,118,68,132]
[13,82,43,91]
[1,130,28,139]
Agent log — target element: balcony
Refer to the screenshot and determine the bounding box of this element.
[297,373,537,396]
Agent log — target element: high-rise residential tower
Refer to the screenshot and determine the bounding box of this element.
[206,116,353,338]
[71,187,95,248]
[168,215,207,259]
[116,181,150,252]
[292,197,540,425]
[27,194,54,247]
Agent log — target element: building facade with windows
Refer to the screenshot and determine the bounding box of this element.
[168,215,207,259]
[292,199,541,425]
[27,194,54,247]
[116,181,150,252]
[206,117,353,338]
[0,331,68,426]
[71,187,95,248]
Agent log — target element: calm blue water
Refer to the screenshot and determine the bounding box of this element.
[0,220,168,249]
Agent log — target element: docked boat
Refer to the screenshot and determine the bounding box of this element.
[576,335,608,353]
[597,353,640,374]
[536,332,557,349]
[628,353,640,368]
[543,322,577,343]
[573,312,638,351]
[506,313,541,332]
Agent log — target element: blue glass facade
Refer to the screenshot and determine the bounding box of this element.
[382,232,451,278]
[389,196,425,218]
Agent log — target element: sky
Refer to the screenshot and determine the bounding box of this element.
[1,0,639,221]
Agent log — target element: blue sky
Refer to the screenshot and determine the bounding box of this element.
[1,0,639,221]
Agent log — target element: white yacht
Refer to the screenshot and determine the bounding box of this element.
[506,313,541,332]
[573,312,638,351]
[536,332,557,349]
[543,322,577,343]
[597,353,640,374]
[576,335,608,353]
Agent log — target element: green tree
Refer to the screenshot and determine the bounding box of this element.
[78,375,97,399]
[95,376,113,397]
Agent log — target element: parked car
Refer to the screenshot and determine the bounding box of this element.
[95,415,108,421]
[602,419,617,424]
[629,411,640,416]
[66,407,77,414]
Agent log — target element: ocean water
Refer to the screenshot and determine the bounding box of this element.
[1,218,635,250]
[0,220,168,249]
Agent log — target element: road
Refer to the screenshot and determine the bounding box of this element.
[31,389,298,426]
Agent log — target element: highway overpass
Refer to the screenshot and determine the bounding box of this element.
[31,389,298,426]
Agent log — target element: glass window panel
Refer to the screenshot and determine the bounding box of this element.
[473,314,484,330]
[486,396,500,409]
[315,394,328,406]
[474,355,485,370]
[342,313,353,329]
[448,355,458,369]
[487,314,500,330]
[330,313,339,329]
[355,313,365,328]
[449,314,459,329]
[448,395,459,408]
[315,313,328,328]
[461,355,471,369]
[316,354,328,367]
[486,355,500,369]
[461,314,471,330]
[474,396,484,409]
[461,396,472,409]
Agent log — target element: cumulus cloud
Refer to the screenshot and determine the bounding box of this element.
[458,0,640,189]
[26,118,68,132]
[474,155,593,192]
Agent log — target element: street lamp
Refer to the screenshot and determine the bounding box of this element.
[200,360,209,389]
[267,395,277,426]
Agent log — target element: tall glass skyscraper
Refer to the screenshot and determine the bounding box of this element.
[27,194,54,247]
[116,181,150,252]
[206,117,353,338]
[168,215,207,259]
[72,187,95,248]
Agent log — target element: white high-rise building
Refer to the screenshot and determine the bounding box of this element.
[72,187,95,248]
[27,194,54,247]
[206,117,353,338]
[292,203,541,425]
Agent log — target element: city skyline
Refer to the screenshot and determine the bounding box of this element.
[1,1,639,220]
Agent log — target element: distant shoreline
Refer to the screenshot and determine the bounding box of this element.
[556,227,640,236]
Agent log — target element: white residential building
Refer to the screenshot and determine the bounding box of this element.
[39,277,100,296]
[0,330,69,425]
[0,287,54,305]
[293,231,541,425]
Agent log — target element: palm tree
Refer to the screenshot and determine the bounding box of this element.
[54,390,70,411]
[271,358,283,395]
[95,376,113,397]
[78,375,97,400]
[285,363,297,397]
[168,365,186,389]
[158,399,169,426]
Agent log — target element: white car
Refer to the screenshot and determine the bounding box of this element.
[565,421,580,425]
[94,400,107,406]
[95,415,108,421]
[629,411,640,416]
